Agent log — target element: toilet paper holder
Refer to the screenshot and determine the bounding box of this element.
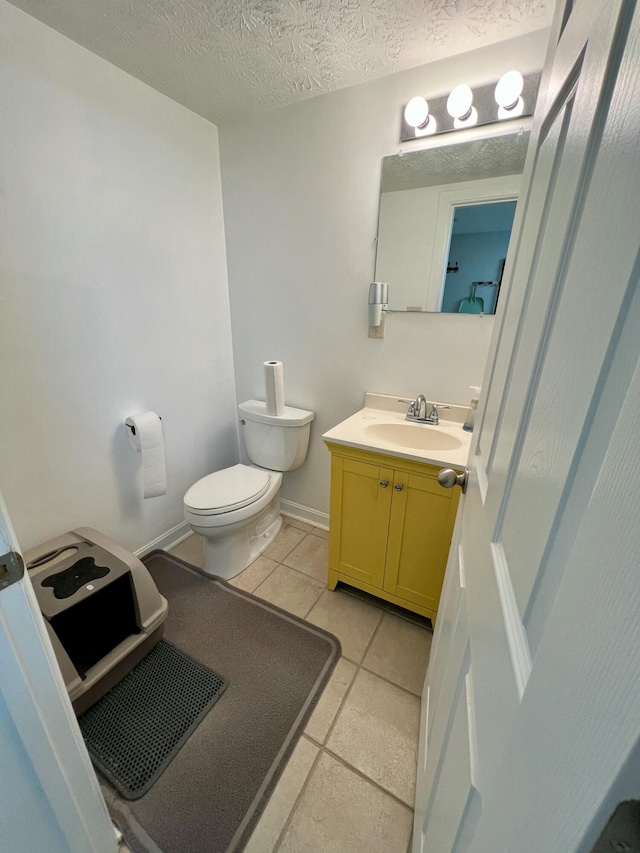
[126,416,161,437]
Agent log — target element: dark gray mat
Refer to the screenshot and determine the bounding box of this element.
[102,549,341,853]
[79,640,227,800]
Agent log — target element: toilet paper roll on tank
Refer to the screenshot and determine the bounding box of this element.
[264,360,285,416]
[125,411,167,498]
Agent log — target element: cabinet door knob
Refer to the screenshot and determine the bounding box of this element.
[394,483,404,491]
[380,480,389,488]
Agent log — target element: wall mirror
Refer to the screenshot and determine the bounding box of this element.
[374,132,530,314]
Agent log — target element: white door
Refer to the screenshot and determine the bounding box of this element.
[414,0,640,850]
[0,490,117,852]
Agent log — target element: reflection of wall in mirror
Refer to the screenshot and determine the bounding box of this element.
[442,200,516,314]
[375,185,441,310]
[443,232,511,314]
[376,177,518,312]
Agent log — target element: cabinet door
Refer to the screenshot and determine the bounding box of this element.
[329,455,393,589]
[384,469,459,613]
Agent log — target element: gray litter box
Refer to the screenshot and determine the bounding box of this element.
[25,527,168,715]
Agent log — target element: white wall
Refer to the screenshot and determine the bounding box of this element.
[0,1,238,553]
[219,29,549,517]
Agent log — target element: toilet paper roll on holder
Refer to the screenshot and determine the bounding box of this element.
[126,416,161,437]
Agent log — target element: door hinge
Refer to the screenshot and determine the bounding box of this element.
[0,550,25,591]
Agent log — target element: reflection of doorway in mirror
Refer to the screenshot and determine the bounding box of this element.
[441,201,517,314]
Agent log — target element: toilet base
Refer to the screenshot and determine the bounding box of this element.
[199,496,283,580]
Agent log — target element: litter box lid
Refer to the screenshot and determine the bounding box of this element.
[184,464,270,515]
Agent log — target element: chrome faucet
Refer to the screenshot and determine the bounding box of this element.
[413,394,427,420]
[399,396,450,425]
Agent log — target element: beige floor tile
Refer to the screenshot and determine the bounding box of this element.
[279,752,412,853]
[228,555,278,593]
[362,613,432,695]
[282,534,329,583]
[263,523,307,562]
[253,565,325,618]
[282,515,313,532]
[327,669,420,806]
[306,589,383,663]
[169,534,204,568]
[304,658,357,744]
[309,527,329,540]
[244,736,319,853]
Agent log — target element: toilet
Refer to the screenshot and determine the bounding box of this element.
[183,400,315,579]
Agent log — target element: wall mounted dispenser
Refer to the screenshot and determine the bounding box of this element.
[368,282,388,326]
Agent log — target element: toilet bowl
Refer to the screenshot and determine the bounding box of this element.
[183,400,314,579]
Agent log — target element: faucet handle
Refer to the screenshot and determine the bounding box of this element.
[398,398,416,414]
[428,403,450,423]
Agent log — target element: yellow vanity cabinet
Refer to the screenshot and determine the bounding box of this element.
[325,442,461,624]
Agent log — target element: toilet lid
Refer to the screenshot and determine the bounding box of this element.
[184,464,270,515]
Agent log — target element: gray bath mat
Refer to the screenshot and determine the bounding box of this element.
[79,640,227,800]
[101,549,341,853]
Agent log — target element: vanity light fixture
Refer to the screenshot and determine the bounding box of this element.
[400,71,540,142]
[495,70,525,119]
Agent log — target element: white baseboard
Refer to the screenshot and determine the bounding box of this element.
[280,499,329,531]
[134,521,192,558]
[135,501,328,559]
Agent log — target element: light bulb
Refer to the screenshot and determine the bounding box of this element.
[447,84,473,120]
[495,71,524,109]
[416,115,437,136]
[498,97,524,119]
[404,96,430,129]
[454,107,478,129]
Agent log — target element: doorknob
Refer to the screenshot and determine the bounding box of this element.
[380,480,389,488]
[394,483,404,491]
[437,467,469,493]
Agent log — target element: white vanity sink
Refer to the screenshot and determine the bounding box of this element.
[364,422,463,452]
[323,392,472,468]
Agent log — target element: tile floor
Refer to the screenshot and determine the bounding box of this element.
[170,517,433,853]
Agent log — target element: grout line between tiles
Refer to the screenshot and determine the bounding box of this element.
[237,560,279,595]
[358,664,425,699]
[270,741,413,853]
[319,745,416,812]
[271,738,325,853]
[264,527,310,564]
[250,554,325,613]
[321,606,385,746]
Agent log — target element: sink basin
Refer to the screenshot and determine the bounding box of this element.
[364,422,463,452]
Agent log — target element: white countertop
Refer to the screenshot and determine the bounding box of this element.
[323,392,472,469]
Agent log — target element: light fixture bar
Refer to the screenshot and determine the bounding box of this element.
[400,72,541,143]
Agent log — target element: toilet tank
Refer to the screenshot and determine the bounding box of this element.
[239,400,314,471]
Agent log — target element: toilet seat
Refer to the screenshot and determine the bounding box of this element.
[184,464,270,516]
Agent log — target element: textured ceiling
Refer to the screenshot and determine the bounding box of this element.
[381,132,531,192]
[8,0,554,125]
